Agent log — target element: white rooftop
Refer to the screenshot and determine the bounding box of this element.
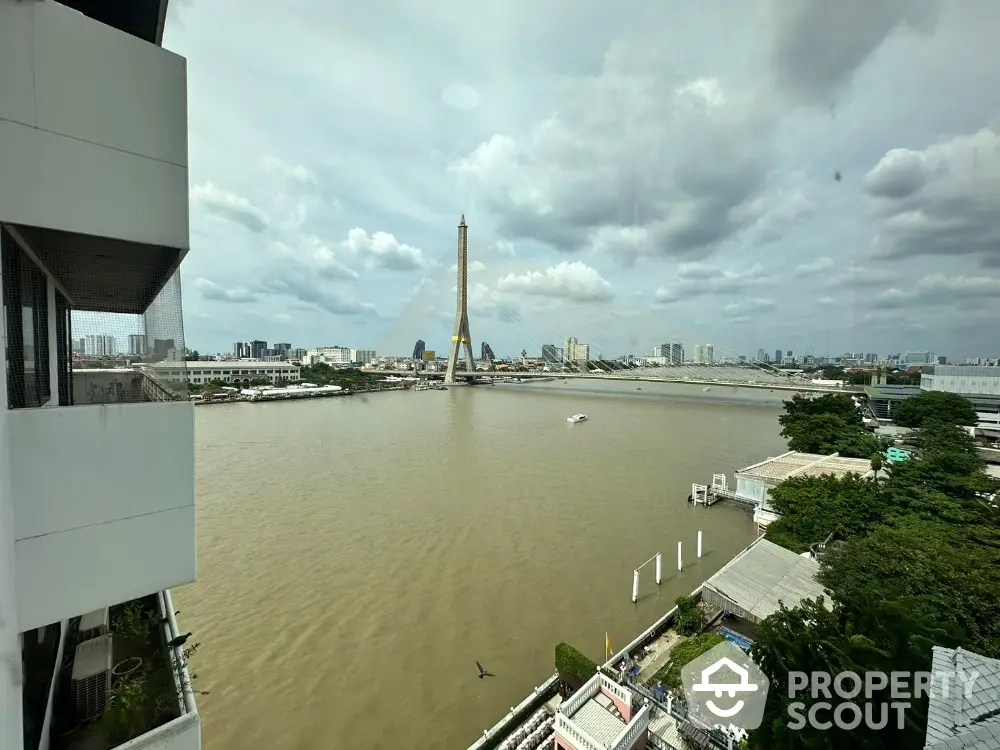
[569,693,626,746]
[701,539,828,624]
[737,451,874,483]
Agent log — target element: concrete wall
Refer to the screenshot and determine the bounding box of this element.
[9,403,196,631]
[0,221,23,750]
[0,0,188,249]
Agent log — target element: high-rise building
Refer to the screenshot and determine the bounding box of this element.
[481,342,495,362]
[775,349,782,363]
[0,3,199,748]
[83,334,116,357]
[234,341,249,358]
[249,339,267,359]
[694,344,705,364]
[565,337,578,362]
[756,349,767,363]
[413,339,426,360]
[670,343,684,365]
[541,344,558,363]
[705,344,714,364]
[128,334,147,356]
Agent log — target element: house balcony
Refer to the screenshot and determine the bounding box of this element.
[10,399,195,632]
[25,590,201,750]
[555,672,651,750]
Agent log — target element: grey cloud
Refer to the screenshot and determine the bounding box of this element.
[722,298,777,317]
[794,257,834,276]
[451,66,783,266]
[766,0,940,105]
[865,124,1000,267]
[191,182,269,234]
[654,263,767,303]
[192,277,258,303]
[832,265,896,288]
[869,273,1000,310]
[258,277,378,317]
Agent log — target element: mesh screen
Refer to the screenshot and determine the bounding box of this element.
[2,226,189,407]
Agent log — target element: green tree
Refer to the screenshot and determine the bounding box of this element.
[672,596,703,636]
[751,597,956,750]
[821,520,1000,658]
[892,391,978,428]
[778,394,882,458]
[765,474,881,553]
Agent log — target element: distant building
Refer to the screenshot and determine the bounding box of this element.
[249,339,267,359]
[127,334,147,356]
[84,334,116,357]
[481,342,495,362]
[413,339,426,360]
[541,344,558,363]
[144,360,300,387]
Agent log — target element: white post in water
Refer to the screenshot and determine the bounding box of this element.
[632,569,640,603]
[677,541,683,572]
[655,553,662,584]
[697,530,703,559]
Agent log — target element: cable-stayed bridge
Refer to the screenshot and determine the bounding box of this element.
[391,215,849,395]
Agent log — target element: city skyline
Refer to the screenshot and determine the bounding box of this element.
[91,2,1000,359]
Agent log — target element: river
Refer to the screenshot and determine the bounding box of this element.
[175,379,789,749]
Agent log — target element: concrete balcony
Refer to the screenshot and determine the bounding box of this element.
[10,402,195,632]
[0,0,188,252]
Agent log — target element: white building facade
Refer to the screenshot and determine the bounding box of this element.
[921,365,1000,397]
[1,2,199,749]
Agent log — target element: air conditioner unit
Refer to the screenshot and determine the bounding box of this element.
[78,608,110,643]
[71,635,114,721]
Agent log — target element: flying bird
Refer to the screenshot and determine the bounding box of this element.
[477,661,495,679]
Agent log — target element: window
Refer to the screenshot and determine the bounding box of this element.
[55,290,73,406]
[2,229,51,408]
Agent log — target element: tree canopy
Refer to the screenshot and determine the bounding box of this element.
[893,391,978,428]
[778,394,884,458]
[748,393,999,748]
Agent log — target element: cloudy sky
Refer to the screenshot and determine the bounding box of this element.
[156,0,999,361]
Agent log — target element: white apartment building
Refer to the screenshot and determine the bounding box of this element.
[302,346,375,366]
[83,334,116,357]
[1,2,199,750]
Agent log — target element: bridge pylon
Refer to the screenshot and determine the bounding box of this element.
[444,214,475,384]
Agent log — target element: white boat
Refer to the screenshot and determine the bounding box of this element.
[567,414,588,423]
[703,386,712,392]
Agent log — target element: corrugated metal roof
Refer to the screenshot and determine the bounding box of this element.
[925,647,1000,750]
[701,539,827,624]
[737,452,873,483]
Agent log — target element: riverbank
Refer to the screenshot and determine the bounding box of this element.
[192,385,407,405]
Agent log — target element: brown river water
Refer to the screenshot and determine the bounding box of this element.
[175,379,788,749]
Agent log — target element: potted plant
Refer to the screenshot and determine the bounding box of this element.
[102,674,153,745]
[111,602,151,660]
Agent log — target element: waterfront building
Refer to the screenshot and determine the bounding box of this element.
[145,359,300,387]
[0,2,200,749]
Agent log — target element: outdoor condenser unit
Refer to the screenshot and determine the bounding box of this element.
[77,608,110,643]
[71,635,114,721]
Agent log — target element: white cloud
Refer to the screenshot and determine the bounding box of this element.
[342,228,428,271]
[496,262,614,302]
